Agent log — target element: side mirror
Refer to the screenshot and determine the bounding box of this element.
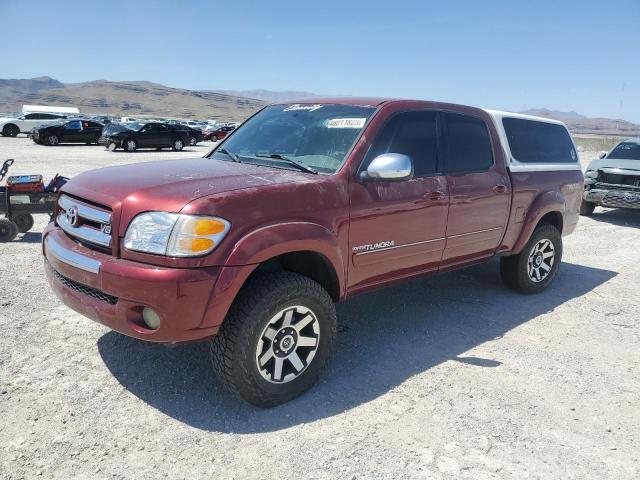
[599,151,607,159]
[360,153,413,182]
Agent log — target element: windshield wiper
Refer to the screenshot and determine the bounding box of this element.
[255,154,318,174]
[217,148,241,163]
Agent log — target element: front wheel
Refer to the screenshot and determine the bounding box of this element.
[124,138,137,152]
[47,135,59,146]
[500,224,562,294]
[172,138,184,151]
[210,272,337,407]
[580,200,596,216]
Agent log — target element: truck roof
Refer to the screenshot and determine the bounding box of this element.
[277,97,393,107]
[483,109,567,126]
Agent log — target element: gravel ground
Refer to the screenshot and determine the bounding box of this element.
[0,136,638,479]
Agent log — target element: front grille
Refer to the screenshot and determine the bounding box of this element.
[48,262,118,305]
[602,192,640,209]
[600,172,640,187]
[57,194,113,254]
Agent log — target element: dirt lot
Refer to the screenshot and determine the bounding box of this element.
[0,136,638,479]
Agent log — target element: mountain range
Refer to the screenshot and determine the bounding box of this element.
[0,77,266,121]
[0,77,638,135]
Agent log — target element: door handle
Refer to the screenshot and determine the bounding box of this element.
[492,185,507,194]
[426,190,446,201]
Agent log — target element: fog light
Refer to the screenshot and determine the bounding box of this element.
[142,307,161,330]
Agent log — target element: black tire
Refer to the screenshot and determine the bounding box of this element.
[2,124,19,137]
[189,137,197,146]
[124,138,137,152]
[500,224,562,294]
[156,147,162,151]
[13,213,34,233]
[210,271,337,407]
[0,218,19,242]
[171,138,184,151]
[580,200,596,216]
[46,135,59,146]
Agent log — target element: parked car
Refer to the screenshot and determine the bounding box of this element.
[98,122,190,152]
[209,124,236,141]
[31,119,104,146]
[1,112,67,137]
[179,125,204,145]
[43,99,582,407]
[581,138,640,215]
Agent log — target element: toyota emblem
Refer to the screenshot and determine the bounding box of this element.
[66,206,79,227]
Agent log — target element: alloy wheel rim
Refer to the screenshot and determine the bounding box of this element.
[127,140,136,150]
[255,306,320,384]
[175,140,183,149]
[49,136,58,145]
[527,238,555,283]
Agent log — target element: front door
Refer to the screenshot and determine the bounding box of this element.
[63,120,84,142]
[348,110,449,292]
[440,111,511,268]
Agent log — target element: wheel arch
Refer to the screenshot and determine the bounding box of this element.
[199,222,345,329]
[512,190,565,254]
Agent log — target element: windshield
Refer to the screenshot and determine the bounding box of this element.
[608,142,640,160]
[209,104,376,174]
[104,122,142,134]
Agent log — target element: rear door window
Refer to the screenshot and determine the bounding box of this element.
[502,118,576,163]
[444,113,493,173]
[367,110,440,176]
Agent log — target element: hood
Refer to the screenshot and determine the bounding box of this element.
[587,157,640,173]
[61,157,314,224]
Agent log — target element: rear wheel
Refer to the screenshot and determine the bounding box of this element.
[124,138,137,152]
[580,200,596,216]
[13,213,34,233]
[0,219,19,242]
[172,138,184,151]
[47,135,59,146]
[2,124,19,137]
[210,271,337,407]
[189,137,197,146]
[500,224,562,294]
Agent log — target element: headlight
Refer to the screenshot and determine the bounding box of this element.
[124,212,231,257]
[585,170,598,179]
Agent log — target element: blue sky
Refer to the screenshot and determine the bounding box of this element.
[1,0,639,121]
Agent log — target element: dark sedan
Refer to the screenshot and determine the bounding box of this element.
[98,122,191,152]
[32,119,104,146]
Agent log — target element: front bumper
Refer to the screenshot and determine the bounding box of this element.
[98,136,120,147]
[583,185,640,210]
[43,226,221,343]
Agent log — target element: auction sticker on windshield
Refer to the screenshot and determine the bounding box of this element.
[326,118,367,128]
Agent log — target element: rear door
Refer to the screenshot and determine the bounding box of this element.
[440,111,511,268]
[348,110,449,291]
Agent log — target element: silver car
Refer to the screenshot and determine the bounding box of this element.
[582,138,640,215]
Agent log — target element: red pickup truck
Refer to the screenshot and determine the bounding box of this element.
[43,98,583,406]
